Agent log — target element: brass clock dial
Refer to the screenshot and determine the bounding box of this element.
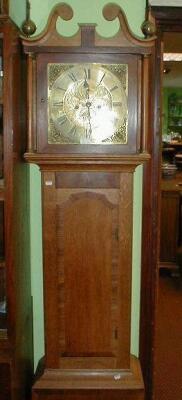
[48,63,128,144]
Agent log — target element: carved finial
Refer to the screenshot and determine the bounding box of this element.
[22,0,36,37]
[141,4,156,38]
[141,20,156,38]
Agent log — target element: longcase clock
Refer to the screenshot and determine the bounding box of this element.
[22,3,155,400]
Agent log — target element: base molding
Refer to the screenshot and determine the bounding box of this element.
[32,355,144,400]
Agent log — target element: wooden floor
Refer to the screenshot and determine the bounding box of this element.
[154,269,182,400]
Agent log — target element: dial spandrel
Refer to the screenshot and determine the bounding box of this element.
[48,63,128,145]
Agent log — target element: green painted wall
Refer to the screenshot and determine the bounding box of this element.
[10,0,145,370]
[29,165,44,367]
[13,162,33,378]
[9,0,26,28]
[30,0,145,37]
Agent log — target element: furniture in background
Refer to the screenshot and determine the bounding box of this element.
[167,92,182,138]
[162,141,182,166]
[0,2,33,399]
[160,173,182,270]
[162,88,182,140]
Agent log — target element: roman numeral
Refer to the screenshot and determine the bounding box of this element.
[84,68,91,80]
[53,101,63,107]
[57,87,66,92]
[85,127,92,138]
[68,125,77,136]
[98,73,106,85]
[68,72,77,82]
[113,101,122,107]
[110,85,119,92]
[58,115,67,125]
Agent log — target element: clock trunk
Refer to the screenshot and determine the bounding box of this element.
[42,171,132,370]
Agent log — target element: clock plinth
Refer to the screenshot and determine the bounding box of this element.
[21,3,156,400]
[32,356,144,400]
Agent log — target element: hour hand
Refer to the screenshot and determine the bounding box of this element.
[83,78,89,89]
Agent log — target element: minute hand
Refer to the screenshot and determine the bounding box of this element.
[84,81,92,138]
[90,73,106,104]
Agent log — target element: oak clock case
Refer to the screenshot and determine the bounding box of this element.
[22,4,155,400]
